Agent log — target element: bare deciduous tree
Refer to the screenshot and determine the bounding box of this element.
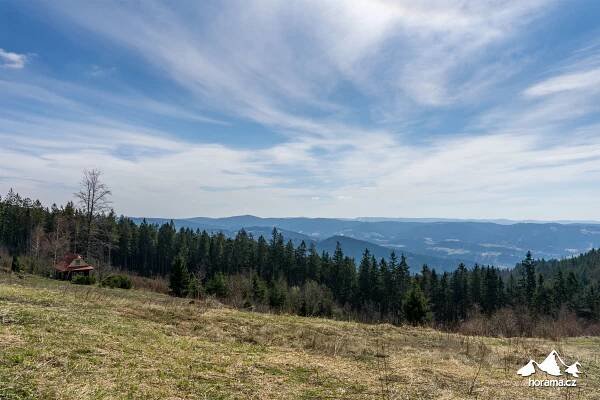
[75,169,112,258]
[30,225,45,260]
[47,215,70,266]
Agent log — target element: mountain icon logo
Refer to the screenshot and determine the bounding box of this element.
[517,350,581,378]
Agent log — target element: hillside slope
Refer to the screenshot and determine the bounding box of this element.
[534,248,600,283]
[1,275,599,399]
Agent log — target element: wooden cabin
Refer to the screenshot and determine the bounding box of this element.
[54,254,94,280]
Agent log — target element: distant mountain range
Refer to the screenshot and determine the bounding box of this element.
[131,215,600,271]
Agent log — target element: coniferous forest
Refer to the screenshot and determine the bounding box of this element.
[2,184,600,337]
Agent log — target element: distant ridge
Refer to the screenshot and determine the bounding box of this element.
[355,217,600,225]
[316,235,463,272]
[130,215,600,269]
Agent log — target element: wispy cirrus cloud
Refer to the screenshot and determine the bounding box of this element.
[2,1,600,219]
[5,123,600,219]
[524,42,600,98]
[524,68,600,97]
[42,0,553,131]
[476,42,600,134]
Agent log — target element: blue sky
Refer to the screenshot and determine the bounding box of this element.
[1,0,600,219]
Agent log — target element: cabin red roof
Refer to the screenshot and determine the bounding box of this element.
[54,254,94,272]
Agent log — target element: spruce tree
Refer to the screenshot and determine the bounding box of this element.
[392,253,410,317]
[403,283,430,325]
[380,258,393,315]
[358,249,372,303]
[519,251,536,306]
[470,264,481,307]
[451,263,470,320]
[252,274,268,304]
[256,235,269,280]
[331,242,345,299]
[369,255,382,306]
[534,274,551,315]
[306,245,321,282]
[432,272,451,323]
[482,267,499,315]
[269,278,287,308]
[506,274,517,307]
[552,269,567,312]
[169,255,190,297]
[566,271,580,310]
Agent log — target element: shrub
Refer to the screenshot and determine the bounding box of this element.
[101,274,133,289]
[252,275,268,304]
[269,279,287,309]
[226,274,251,307]
[206,272,228,298]
[128,274,169,293]
[71,275,96,285]
[298,280,334,317]
[402,284,431,325]
[187,275,204,299]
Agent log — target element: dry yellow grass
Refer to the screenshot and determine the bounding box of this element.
[1,274,599,399]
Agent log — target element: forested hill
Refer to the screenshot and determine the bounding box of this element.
[133,215,600,268]
[132,217,465,272]
[317,235,464,272]
[3,189,600,333]
[522,249,600,284]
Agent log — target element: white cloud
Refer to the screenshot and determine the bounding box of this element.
[0,78,226,126]
[4,1,600,220]
[3,107,600,220]
[0,48,27,69]
[42,0,553,128]
[524,68,600,97]
[475,44,600,134]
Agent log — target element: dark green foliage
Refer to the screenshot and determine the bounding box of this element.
[101,274,133,289]
[71,274,96,285]
[516,251,537,307]
[169,255,190,297]
[403,283,430,325]
[533,274,551,315]
[481,266,501,315]
[431,272,452,324]
[252,274,268,304]
[451,263,470,321]
[3,189,600,327]
[269,279,287,308]
[534,248,600,284]
[358,249,372,303]
[552,269,566,309]
[206,272,228,298]
[187,276,202,299]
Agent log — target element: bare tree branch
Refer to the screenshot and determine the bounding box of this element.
[74,169,112,258]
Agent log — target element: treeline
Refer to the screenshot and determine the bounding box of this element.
[2,189,600,332]
[533,248,600,285]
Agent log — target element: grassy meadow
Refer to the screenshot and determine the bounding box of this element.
[1,274,599,400]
